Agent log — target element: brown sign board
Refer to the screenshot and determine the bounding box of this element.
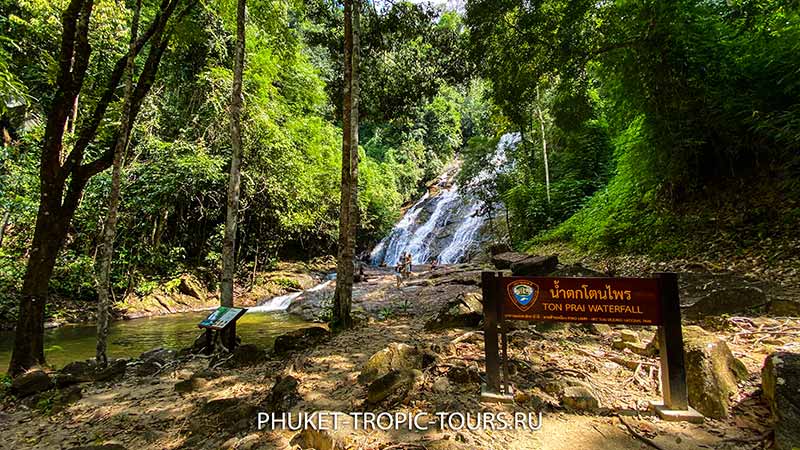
[499,276,662,325]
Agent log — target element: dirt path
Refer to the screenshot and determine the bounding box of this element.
[0,264,794,449]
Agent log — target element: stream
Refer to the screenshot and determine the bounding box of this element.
[0,310,309,372]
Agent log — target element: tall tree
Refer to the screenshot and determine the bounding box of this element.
[94,0,142,366]
[8,0,189,377]
[220,0,246,350]
[332,0,359,330]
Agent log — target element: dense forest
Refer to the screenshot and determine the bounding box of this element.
[1,0,799,369]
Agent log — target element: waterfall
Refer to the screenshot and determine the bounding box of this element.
[247,279,333,313]
[369,132,519,266]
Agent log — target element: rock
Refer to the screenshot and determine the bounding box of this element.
[201,397,258,432]
[60,359,127,383]
[358,343,422,385]
[432,376,450,394]
[273,326,331,356]
[10,370,53,398]
[220,344,267,368]
[58,385,83,405]
[587,323,612,335]
[425,440,473,450]
[424,292,483,331]
[561,386,600,411]
[446,364,481,384]
[488,242,513,256]
[135,348,177,376]
[175,377,208,393]
[262,376,301,413]
[177,274,205,299]
[290,411,357,450]
[762,352,800,450]
[768,299,800,317]
[683,286,768,319]
[68,444,126,450]
[683,326,748,418]
[491,252,529,269]
[510,255,558,276]
[619,329,639,343]
[366,369,422,406]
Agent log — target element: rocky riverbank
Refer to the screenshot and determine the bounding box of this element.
[1,256,798,449]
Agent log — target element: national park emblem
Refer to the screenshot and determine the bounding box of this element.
[507,280,539,312]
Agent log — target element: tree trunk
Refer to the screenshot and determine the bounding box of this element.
[8,0,186,376]
[220,0,246,350]
[0,208,10,248]
[95,0,141,367]
[535,86,550,204]
[332,0,359,330]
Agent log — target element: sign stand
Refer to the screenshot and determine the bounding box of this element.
[480,270,703,422]
[650,273,703,422]
[197,306,247,353]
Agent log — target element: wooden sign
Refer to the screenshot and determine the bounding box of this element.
[480,271,703,423]
[500,276,662,325]
[198,306,247,331]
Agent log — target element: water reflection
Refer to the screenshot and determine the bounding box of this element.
[0,311,309,372]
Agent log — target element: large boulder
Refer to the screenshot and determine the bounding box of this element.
[9,369,53,398]
[60,359,127,383]
[358,343,422,385]
[683,287,768,319]
[424,292,483,331]
[273,326,331,356]
[491,252,529,270]
[762,352,800,450]
[177,275,206,299]
[682,326,748,418]
[510,255,558,276]
[366,368,422,406]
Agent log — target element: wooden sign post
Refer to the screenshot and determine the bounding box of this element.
[481,271,703,423]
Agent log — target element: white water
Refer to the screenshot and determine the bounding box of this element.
[247,279,333,313]
[370,132,519,267]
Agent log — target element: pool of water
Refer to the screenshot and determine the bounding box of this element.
[0,311,310,373]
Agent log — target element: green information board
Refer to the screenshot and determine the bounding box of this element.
[198,306,247,330]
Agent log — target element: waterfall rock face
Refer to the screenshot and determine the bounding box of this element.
[370,133,520,266]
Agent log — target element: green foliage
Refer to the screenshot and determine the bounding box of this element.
[272,277,301,290]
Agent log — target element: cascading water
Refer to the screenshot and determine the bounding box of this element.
[370,132,519,266]
[247,279,333,312]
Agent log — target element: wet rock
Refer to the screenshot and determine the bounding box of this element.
[290,411,356,450]
[273,326,331,356]
[762,352,800,450]
[261,375,301,413]
[219,344,267,368]
[491,252,529,269]
[10,370,53,398]
[683,286,768,319]
[561,386,600,412]
[358,343,422,385]
[510,255,558,276]
[366,368,422,406]
[683,326,748,418]
[177,274,206,299]
[424,292,483,331]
